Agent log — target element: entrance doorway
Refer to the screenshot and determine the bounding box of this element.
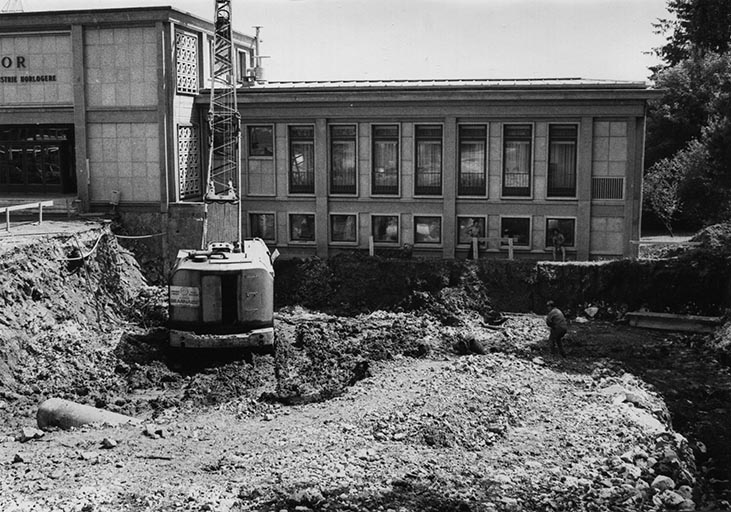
[0,125,76,195]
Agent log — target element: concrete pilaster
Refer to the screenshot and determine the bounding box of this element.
[71,25,88,211]
[315,119,329,258]
[576,117,594,260]
[442,117,457,258]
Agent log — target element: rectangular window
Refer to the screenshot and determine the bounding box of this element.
[500,217,531,247]
[289,213,315,242]
[330,125,357,195]
[502,124,532,197]
[372,125,399,195]
[289,126,315,194]
[414,216,442,244]
[248,126,273,157]
[415,125,442,195]
[249,213,276,241]
[548,125,577,197]
[238,49,249,83]
[457,216,486,245]
[371,215,399,243]
[458,125,487,196]
[545,218,576,248]
[330,214,357,243]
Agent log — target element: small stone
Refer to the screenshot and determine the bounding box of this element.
[143,424,158,438]
[392,432,407,441]
[659,490,685,507]
[49,469,64,480]
[679,498,696,511]
[263,414,274,421]
[19,427,44,443]
[622,463,642,480]
[101,437,117,449]
[79,451,99,463]
[635,478,650,493]
[12,452,28,463]
[676,485,693,500]
[532,357,545,365]
[651,475,675,491]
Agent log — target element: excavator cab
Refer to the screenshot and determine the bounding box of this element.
[168,239,275,351]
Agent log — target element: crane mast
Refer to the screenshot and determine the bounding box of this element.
[202,0,241,248]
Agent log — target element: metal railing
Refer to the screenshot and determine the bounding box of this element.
[1,200,55,231]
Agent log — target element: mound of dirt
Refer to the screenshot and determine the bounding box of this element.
[0,225,146,392]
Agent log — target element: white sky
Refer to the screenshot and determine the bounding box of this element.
[24,0,670,82]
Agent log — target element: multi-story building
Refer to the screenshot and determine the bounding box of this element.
[0,6,660,261]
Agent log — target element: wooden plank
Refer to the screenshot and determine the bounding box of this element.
[626,311,723,334]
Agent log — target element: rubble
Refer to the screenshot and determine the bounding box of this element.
[0,227,728,510]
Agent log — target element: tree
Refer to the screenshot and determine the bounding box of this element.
[653,0,731,67]
[644,140,705,235]
[644,0,731,230]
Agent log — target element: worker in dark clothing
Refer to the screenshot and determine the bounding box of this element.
[545,300,567,357]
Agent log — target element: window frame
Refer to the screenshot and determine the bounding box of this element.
[237,48,250,84]
[370,214,400,245]
[329,123,358,196]
[457,124,488,197]
[371,124,400,197]
[288,212,316,244]
[456,215,488,246]
[547,123,579,199]
[414,124,443,197]
[544,217,577,249]
[246,124,274,159]
[288,125,316,195]
[499,215,532,248]
[248,211,277,243]
[329,213,359,245]
[501,123,534,199]
[413,214,443,245]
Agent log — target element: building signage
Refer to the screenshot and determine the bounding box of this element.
[0,56,57,83]
[169,286,200,308]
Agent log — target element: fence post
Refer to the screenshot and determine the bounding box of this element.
[5,209,9,232]
[39,202,44,224]
[369,235,374,257]
[508,237,514,260]
[472,237,478,259]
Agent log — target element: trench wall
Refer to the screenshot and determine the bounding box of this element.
[274,252,731,317]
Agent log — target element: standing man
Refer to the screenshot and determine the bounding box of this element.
[551,228,566,261]
[545,300,567,357]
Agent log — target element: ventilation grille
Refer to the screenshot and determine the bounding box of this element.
[592,177,624,199]
[175,31,198,95]
[178,125,201,199]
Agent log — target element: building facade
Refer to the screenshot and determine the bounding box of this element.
[0,7,660,261]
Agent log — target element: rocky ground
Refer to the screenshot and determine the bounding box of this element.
[0,224,729,511]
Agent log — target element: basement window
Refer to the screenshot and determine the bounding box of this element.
[500,217,531,247]
[414,216,442,244]
[545,218,576,248]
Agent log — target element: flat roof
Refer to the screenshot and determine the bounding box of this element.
[256,78,651,90]
[0,6,253,44]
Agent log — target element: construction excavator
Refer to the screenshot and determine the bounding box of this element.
[168,0,275,352]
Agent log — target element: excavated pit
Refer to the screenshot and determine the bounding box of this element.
[0,221,730,509]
